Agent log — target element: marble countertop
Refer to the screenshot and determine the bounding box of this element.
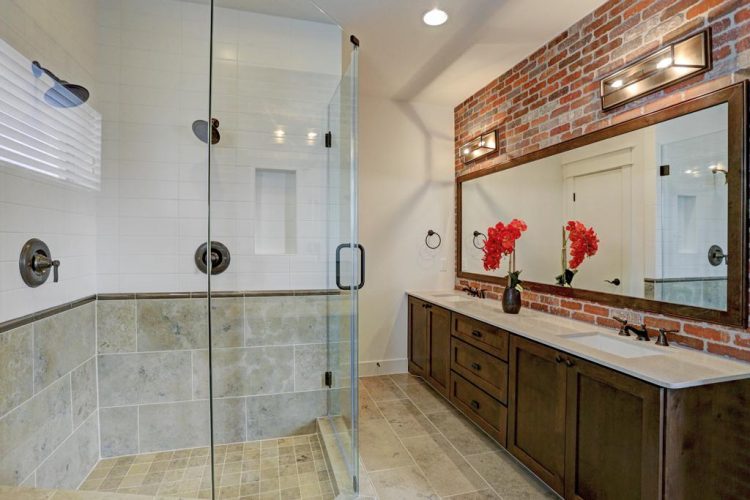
[408,290,750,389]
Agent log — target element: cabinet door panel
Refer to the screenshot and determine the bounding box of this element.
[408,297,428,376]
[565,356,662,500]
[508,336,567,495]
[426,305,451,396]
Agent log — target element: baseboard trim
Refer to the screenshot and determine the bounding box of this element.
[359,358,408,377]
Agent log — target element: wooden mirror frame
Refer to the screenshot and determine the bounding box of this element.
[456,82,748,327]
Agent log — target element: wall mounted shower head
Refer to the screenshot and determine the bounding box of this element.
[31,61,90,108]
[192,118,221,145]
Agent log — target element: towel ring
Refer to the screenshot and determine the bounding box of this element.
[425,230,441,249]
[472,231,487,249]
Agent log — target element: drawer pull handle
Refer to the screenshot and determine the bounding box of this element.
[564,358,575,368]
[470,400,480,410]
[425,304,433,309]
[471,330,483,338]
[555,355,564,364]
[470,362,482,371]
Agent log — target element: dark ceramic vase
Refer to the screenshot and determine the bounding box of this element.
[502,287,521,314]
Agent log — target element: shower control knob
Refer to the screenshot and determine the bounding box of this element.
[33,254,61,283]
[19,238,60,287]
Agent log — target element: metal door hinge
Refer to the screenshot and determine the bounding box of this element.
[324,371,333,387]
[325,132,332,148]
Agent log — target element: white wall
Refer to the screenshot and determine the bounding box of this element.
[0,0,98,322]
[358,97,455,375]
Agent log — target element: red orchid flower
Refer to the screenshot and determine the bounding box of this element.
[566,220,599,269]
[482,219,527,272]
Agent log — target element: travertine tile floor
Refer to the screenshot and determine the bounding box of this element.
[79,434,334,500]
[355,374,557,500]
[0,374,555,500]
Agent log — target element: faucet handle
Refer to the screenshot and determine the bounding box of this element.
[656,328,677,346]
[613,316,629,336]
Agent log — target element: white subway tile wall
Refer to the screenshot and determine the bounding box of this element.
[95,0,342,294]
[0,0,99,323]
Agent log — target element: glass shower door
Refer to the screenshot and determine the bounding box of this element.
[324,44,360,496]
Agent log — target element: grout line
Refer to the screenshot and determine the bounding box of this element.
[136,404,140,455]
[35,409,99,487]
[0,353,97,422]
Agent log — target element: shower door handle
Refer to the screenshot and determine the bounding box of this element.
[336,243,365,290]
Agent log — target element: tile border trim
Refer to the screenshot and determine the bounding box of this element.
[0,295,96,334]
[0,289,344,333]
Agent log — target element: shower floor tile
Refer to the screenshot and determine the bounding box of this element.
[78,434,335,500]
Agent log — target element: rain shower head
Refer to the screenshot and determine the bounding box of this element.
[192,118,221,145]
[32,61,90,108]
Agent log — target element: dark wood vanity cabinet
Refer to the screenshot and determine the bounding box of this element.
[564,352,662,500]
[407,296,450,396]
[508,335,661,499]
[507,335,568,494]
[407,296,750,499]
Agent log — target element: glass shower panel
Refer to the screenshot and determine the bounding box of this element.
[207,2,357,499]
[323,48,361,496]
[656,104,729,310]
[0,0,215,497]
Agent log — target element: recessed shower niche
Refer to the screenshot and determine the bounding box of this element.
[255,168,298,255]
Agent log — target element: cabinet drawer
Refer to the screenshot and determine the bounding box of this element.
[452,313,509,360]
[451,337,508,403]
[450,371,507,445]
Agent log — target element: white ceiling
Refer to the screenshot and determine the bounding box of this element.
[208,0,607,107]
[314,0,607,106]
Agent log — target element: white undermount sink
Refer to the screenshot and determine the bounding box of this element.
[564,332,665,359]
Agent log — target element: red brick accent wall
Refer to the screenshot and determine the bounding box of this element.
[454,0,750,362]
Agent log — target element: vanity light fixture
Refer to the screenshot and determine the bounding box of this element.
[460,129,498,164]
[423,8,448,26]
[600,29,711,111]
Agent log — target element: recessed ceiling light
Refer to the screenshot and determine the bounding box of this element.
[423,8,448,26]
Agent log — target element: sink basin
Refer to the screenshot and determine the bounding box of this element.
[564,333,664,359]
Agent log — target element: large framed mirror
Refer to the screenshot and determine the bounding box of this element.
[457,83,747,327]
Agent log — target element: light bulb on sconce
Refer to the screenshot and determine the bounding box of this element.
[656,57,673,69]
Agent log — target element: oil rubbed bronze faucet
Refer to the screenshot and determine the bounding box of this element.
[624,324,650,341]
[463,286,485,298]
[613,316,650,341]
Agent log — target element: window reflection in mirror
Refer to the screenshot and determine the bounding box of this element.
[461,103,729,311]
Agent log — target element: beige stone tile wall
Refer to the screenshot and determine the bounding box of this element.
[97,294,347,458]
[0,302,99,490]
